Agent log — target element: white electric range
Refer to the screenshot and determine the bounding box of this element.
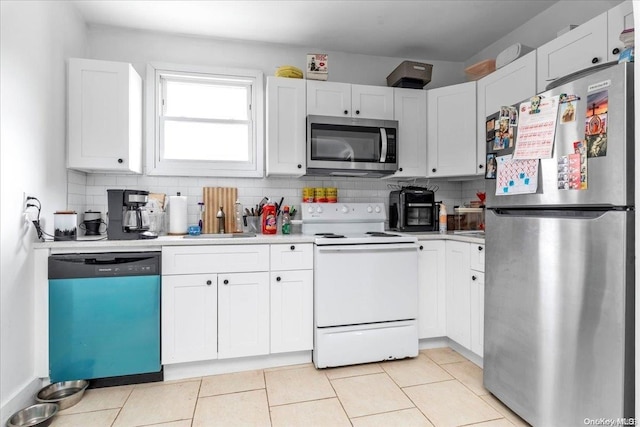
[301,203,419,368]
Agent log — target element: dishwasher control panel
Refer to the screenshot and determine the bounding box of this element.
[48,252,160,279]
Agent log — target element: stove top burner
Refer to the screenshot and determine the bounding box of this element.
[366,231,400,237]
[315,233,346,238]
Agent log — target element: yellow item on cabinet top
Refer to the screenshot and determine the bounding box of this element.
[275,65,304,79]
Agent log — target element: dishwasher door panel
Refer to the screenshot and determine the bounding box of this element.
[49,275,161,382]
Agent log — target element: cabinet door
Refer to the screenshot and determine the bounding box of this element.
[390,88,427,178]
[218,272,269,358]
[477,52,536,173]
[536,13,608,93]
[417,240,447,339]
[426,82,477,178]
[351,84,394,120]
[470,243,485,272]
[68,58,142,173]
[607,1,634,62]
[270,270,313,353]
[266,77,306,176]
[161,274,217,364]
[470,271,485,357]
[445,241,472,349]
[307,80,351,117]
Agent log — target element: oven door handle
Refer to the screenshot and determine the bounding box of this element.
[379,128,388,162]
[316,243,419,253]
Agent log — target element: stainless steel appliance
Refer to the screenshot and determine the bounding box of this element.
[389,187,438,231]
[484,63,634,426]
[301,202,419,368]
[107,189,157,240]
[306,115,398,177]
[48,252,162,387]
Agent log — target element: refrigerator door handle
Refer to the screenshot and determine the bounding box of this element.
[492,208,617,220]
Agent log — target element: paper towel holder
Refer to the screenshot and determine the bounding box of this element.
[168,192,188,235]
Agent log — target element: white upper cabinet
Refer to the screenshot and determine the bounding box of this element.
[426,81,477,178]
[389,88,427,178]
[351,84,395,120]
[307,81,394,120]
[536,13,608,93]
[607,1,634,62]
[266,77,306,177]
[477,52,536,170]
[307,80,351,117]
[67,58,142,173]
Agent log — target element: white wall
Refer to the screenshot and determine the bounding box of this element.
[87,25,465,89]
[0,1,86,423]
[466,0,623,67]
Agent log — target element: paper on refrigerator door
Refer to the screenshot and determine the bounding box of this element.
[513,95,560,159]
[495,154,539,195]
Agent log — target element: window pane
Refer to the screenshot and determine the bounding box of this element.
[163,121,250,161]
[164,80,248,120]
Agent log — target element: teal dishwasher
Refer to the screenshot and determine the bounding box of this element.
[48,252,162,386]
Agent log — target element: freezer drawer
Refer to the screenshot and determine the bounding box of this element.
[483,209,634,426]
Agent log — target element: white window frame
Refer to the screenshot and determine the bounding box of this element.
[145,62,264,177]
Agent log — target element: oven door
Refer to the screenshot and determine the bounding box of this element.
[314,243,418,327]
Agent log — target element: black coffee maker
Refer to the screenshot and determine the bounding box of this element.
[107,189,157,240]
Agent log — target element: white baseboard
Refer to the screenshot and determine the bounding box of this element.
[1,377,43,426]
[164,351,312,381]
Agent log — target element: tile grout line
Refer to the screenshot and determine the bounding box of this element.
[321,366,353,425]
[263,369,274,427]
[189,377,204,426]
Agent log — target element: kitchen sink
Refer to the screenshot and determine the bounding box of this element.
[182,233,257,239]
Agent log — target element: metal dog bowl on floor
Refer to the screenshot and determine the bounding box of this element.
[35,380,89,410]
[6,403,58,427]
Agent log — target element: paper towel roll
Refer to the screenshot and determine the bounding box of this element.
[168,194,188,235]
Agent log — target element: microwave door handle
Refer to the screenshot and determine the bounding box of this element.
[380,128,388,162]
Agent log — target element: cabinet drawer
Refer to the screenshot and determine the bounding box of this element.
[470,244,485,272]
[270,243,313,271]
[162,245,269,275]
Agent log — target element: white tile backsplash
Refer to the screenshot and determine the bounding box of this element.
[76,173,480,230]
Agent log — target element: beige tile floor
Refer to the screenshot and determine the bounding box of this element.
[50,347,531,427]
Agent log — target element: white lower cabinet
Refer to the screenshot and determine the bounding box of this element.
[161,243,313,366]
[470,271,485,357]
[218,272,270,359]
[270,270,313,353]
[417,240,446,338]
[269,243,314,353]
[161,274,217,364]
[445,241,485,358]
[445,241,472,348]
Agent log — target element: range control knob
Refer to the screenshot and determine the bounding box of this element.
[367,206,373,213]
[317,206,323,213]
[307,206,315,213]
[341,205,349,213]
[374,206,381,213]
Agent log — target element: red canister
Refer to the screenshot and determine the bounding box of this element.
[262,204,277,234]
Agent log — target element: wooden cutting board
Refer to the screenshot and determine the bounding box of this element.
[203,187,237,234]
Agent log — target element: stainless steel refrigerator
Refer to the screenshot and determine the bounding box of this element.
[484,62,634,426]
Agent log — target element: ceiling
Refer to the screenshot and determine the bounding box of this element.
[71,0,559,62]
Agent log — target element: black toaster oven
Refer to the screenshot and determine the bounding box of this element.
[389,188,439,232]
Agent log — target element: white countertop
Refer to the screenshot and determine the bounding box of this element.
[35,231,484,253]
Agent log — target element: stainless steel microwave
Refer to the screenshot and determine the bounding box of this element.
[306,115,398,177]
